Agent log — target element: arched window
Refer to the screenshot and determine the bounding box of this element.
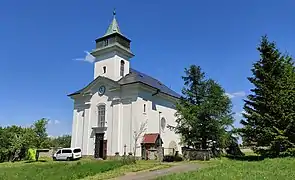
[120,60,125,76]
[103,66,106,74]
[168,141,178,155]
[161,117,166,131]
[97,105,106,127]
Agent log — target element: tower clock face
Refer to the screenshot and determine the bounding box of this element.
[98,85,106,95]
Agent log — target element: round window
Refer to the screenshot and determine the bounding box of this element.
[161,117,166,131]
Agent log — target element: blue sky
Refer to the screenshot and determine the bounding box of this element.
[0,0,294,136]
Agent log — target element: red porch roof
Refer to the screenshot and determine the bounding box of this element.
[142,133,160,144]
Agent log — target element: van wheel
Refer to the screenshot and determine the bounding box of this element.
[66,157,71,161]
[53,157,56,161]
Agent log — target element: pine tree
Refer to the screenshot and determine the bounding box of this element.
[171,65,234,149]
[240,36,295,156]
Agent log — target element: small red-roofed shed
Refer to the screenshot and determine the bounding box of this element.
[141,133,163,160]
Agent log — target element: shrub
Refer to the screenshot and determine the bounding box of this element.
[163,154,183,162]
[278,148,295,157]
[163,155,174,162]
[174,155,183,162]
[285,148,295,157]
[121,155,136,165]
[174,151,183,161]
[226,144,245,157]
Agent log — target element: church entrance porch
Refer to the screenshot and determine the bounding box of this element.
[94,133,107,159]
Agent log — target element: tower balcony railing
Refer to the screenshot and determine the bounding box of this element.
[98,121,106,128]
[92,121,107,132]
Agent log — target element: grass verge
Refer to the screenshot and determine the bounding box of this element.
[0,159,124,180]
[82,160,172,180]
[157,157,295,180]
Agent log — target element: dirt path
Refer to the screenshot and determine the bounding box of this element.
[110,163,201,180]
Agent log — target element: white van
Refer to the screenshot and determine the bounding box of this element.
[52,147,82,161]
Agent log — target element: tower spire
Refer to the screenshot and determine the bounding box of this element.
[93,9,134,80]
[104,9,121,36]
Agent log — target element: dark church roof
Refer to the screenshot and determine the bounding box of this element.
[68,68,180,99]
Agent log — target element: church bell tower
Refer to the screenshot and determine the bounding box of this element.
[91,10,134,81]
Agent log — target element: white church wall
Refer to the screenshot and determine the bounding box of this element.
[110,100,120,155]
[70,109,78,148]
[71,96,90,151]
[76,110,84,151]
[70,80,121,156]
[81,82,140,157]
[88,83,119,156]
[121,101,132,153]
[83,107,91,155]
[138,90,181,155]
[131,96,149,157]
[93,51,130,81]
[71,82,181,157]
[85,104,94,155]
[71,98,91,155]
[81,84,180,158]
[119,84,139,156]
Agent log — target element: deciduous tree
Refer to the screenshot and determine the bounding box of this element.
[133,120,147,158]
[0,118,53,162]
[32,118,50,148]
[51,135,71,149]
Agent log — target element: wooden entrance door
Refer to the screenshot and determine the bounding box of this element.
[103,140,107,160]
[94,133,104,159]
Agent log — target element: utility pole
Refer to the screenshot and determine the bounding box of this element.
[81,110,85,155]
[158,111,162,162]
[158,111,162,136]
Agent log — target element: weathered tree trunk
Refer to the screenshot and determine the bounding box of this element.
[133,139,137,159]
[201,138,207,150]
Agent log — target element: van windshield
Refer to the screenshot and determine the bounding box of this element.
[73,149,81,153]
[62,149,72,153]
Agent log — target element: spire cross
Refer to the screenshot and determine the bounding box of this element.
[113,8,116,17]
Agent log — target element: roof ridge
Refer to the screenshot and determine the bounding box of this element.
[69,68,181,99]
[130,68,172,88]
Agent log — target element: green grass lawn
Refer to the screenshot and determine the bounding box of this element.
[82,160,171,180]
[0,159,124,180]
[0,158,171,180]
[158,157,295,180]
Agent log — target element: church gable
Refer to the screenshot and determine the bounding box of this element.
[68,76,119,97]
[68,70,181,104]
[86,78,119,96]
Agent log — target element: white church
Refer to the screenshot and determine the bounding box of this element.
[68,12,181,159]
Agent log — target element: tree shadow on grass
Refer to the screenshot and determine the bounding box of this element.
[25,160,47,163]
[225,155,265,161]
